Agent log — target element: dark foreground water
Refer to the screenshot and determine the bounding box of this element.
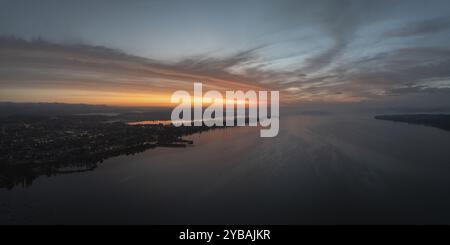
[1,113,450,224]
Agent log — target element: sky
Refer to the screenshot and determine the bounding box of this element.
[1,0,450,107]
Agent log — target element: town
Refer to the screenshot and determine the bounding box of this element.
[0,114,218,189]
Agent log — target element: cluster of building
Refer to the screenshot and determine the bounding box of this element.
[0,115,213,188]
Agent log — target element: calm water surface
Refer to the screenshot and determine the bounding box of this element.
[1,113,450,224]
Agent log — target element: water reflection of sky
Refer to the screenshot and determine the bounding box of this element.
[127,115,258,126]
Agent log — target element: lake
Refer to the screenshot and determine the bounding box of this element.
[1,112,450,224]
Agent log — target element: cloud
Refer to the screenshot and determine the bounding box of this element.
[344,47,450,85]
[2,28,450,106]
[385,17,450,38]
[0,36,269,94]
[388,85,450,95]
[0,36,314,103]
[303,46,450,102]
[298,0,387,73]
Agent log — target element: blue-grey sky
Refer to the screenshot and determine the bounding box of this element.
[1,0,450,106]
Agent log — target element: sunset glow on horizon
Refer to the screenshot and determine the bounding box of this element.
[1,0,450,108]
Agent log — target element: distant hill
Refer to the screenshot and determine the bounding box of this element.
[375,114,450,131]
[0,102,116,117]
[0,102,172,120]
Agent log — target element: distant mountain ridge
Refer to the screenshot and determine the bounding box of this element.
[0,102,170,118]
[375,114,450,131]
